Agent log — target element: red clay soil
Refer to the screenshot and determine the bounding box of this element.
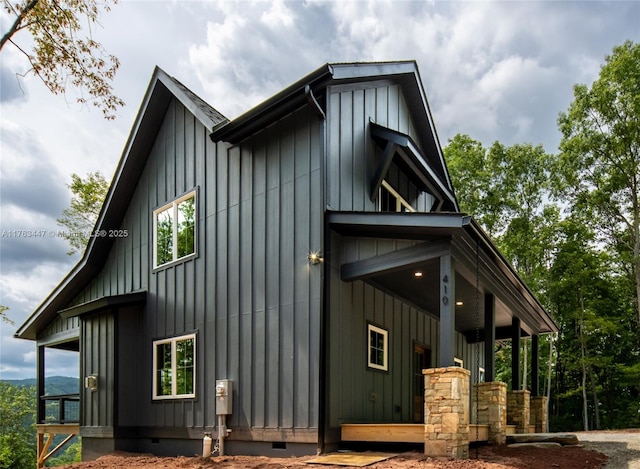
[54,444,608,469]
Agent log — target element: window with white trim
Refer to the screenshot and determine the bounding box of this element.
[453,357,464,367]
[478,366,485,382]
[368,324,388,371]
[379,180,415,212]
[154,191,196,268]
[153,333,196,399]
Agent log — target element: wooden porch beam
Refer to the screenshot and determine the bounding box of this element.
[340,238,450,281]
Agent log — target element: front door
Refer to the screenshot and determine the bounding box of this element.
[413,344,431,423]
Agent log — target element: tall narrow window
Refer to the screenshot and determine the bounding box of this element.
[153,334,196,399]
[154,191,196,268]
[368,324,388,371]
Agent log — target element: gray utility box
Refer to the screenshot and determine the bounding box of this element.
[215,379,233,415]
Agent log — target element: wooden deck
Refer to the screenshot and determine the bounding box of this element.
[341,423,489,443]
[37,423,80,469]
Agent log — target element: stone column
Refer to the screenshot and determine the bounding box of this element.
[530,396,548,433]
[423,367,470,459]
[472,382,507,444]
[507,390,530,433]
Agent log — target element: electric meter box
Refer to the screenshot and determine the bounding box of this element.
[215,379,233,415]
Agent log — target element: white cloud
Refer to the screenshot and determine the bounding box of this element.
[0,261,72,313]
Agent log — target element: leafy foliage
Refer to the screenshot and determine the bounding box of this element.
[1,0,124,119]
[444,42,640,431]
[56,171,109,255]
[0,305,12,325]
[556,40,640,330]
[0,381,36,468]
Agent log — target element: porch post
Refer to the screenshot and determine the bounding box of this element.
[439,255,456,367]
[511,317,521,391]
[37,345,45,423]
[484,294,495,382]
[531,334,539,396]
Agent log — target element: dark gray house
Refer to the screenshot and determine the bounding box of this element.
[16,61,557,461]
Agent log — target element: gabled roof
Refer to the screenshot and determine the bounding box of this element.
[15,67,228,340]
[210,61,458,211]
[17,61,460,340]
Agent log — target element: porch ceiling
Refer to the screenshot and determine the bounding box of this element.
[364,258,514,337]
[329,211,558,338]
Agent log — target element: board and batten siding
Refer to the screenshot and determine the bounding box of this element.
[326,234,483,442]
[326,81,433,212]
[38,315,80,343]
[69,99,323,440]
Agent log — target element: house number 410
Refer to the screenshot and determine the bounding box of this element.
[442,275,449,305]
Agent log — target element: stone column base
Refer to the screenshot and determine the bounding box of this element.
[530,396,548,433]
[473,381,507,444]
[424,367,470,459]
[507,390,531,433]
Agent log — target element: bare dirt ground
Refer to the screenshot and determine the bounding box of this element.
[55,430,640,469]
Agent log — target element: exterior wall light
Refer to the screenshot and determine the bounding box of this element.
[308,252,323,264]
[414,271,423,278]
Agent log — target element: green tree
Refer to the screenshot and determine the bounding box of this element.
[548,215,638,430]
[1,0,124,118]
[0,381,36,468]
[57,171,109,255]
[445,135,558,291]
[445,135,560,394]
[444,135,505,237]
[556,40,640,330]
[46,439,81,466]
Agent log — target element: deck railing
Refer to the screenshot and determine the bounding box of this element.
[40,394,80,424]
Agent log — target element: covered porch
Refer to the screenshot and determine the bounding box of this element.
[330,211,556,378]
[328,211,557,457]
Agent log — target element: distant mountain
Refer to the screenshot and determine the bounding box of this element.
[5,376,79,395]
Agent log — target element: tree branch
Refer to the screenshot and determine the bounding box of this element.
[1,0,40,50]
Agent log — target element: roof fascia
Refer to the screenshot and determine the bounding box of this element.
[58,291,146,319]
[210,63,334,144]
[408,64,458,205]
[209,60,430,145]
[328,211,472,232]
[461,218,558,333]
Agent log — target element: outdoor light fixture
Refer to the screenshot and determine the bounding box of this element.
[456,301,464,306]
[308,252,323,265]
[414,271,423,278]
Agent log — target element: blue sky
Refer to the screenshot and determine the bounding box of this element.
[1,0,639,379]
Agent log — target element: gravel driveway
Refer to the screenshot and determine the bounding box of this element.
[576,431,640,469]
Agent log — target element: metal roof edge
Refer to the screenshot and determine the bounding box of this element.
[210,61,425,144]
[464,217,558,333]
